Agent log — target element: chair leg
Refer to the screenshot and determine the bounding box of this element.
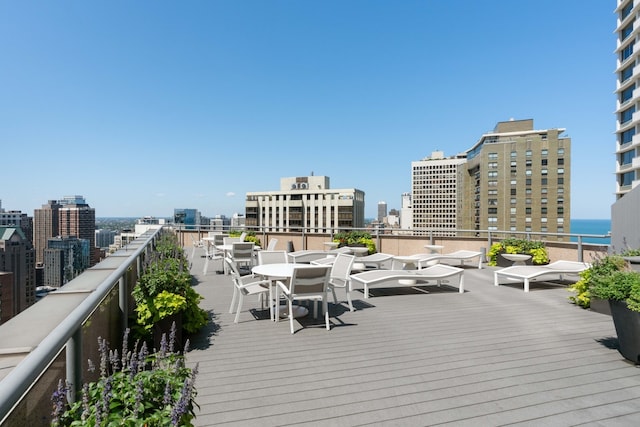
[234,294,244,323]
[289,299,295,334]
[323,298,330,331]
[203,256,209,275]
[346,289,354,312]
[229,288,238,314]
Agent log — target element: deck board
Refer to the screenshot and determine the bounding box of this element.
[185,253,640,426]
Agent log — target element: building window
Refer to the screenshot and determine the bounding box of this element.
[558,148,565,155]
[558,168,564,174]
[488,152,498,160]
[621,106,636,124]
[541,198,548,204]
[511,151,517,158]
[510,207,516,214]
[621,171,635,186]
[541,207,547,214]
[622,84,636,103]
[622,43,634,62]
[525,150,532,157]
[488,171,498,177]
[541,149,548,156]
[510,180,517,185]
[526,207,532,214]
[510,188,517,195]
[526,178,532,185]
[541,178,548,185]
[622,21,635,41]
[541,169,548,175]
[621,63,634,83]
[557,158,564,165]
[622,1,633,20]
[557,207,564,215]
[621,149,635,165]
[488,207,498,214]
[541,217,548,223]
[558,177,564,185]
[489,162,498,169]
[622,127,636,144]
[526,198,532,204]
[541,158,548,166]
[488,180,497,187]
[511,198,517,204]
[525,170,532,176]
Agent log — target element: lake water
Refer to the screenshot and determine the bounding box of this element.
[570,219,611,244]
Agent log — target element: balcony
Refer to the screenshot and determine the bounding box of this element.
[0,226,626,425]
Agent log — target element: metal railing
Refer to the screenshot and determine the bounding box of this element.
[0,226,163,425]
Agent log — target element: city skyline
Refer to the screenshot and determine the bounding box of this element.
[1,1,615,219]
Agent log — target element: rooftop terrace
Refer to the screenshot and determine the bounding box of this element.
[186,252,640,426]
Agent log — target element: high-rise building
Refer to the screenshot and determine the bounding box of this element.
[0,208,32,243]
[461,119,571,239]
[615,0,638,198]
[412,151,467,235]
[174,208,201,230]
[377,201,387,223]
[245,175,365,232]
[44,236,90,286]
[400,192,412,230]
[0,227,35,322]
[58,196,97,266]
[33,200,62,266]
[0,272,14,324]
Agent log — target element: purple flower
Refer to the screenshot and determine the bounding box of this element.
[50,379,68,424]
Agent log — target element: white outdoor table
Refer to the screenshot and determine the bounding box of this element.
[252,263,331,319]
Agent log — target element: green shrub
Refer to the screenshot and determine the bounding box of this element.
[568,254,627,309]
[333,231,377,254]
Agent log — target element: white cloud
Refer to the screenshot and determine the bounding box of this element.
[226,192,235,197]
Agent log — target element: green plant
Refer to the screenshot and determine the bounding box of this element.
[51,326,198,426]
[590,268,640,312]
[132,233,207,339]
[229,230,261,247]
[487,238,549,266]
[568,254,627,309]
[333,231,377,254]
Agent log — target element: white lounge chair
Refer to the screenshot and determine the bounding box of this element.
[350,264,465,298]
[416,250,484,269]
[494,260,591,292]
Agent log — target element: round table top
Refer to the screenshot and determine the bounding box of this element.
[252,263,330,278]
[424,244,444,251]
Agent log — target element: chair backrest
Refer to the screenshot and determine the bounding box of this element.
[224,237,243,245]
[289,266,331,296]
[239,232,247,241]
[257,250,288,265]
[213,234,227,246]
[266,238,278,251]
[330,253,355,286]
[231,242,254,261]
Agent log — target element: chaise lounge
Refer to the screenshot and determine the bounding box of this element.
[416,250,484,269]
[350,264,465,298]
[494,260,591,292]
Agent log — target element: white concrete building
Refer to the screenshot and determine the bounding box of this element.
[245,175,365,232]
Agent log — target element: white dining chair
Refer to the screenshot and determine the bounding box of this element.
[275,265,331,334]
[328,253,356,312]
[231,242,255,271]
[266,238,278,251]
[225,257,271,323]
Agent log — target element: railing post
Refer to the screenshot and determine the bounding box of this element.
[65,329,82,403]
[119,275,128,331]
[577,236,584,262]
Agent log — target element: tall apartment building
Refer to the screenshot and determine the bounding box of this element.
[462,119,571,239]
[0,209,32,243]
[411,151,467,235]
[400,192,412,230]
[33,200,62,266]
[44,236,90,286]
[615,0,639,198]
[0,227,35,322]
[174,208,201,230]
[58,196,97,266]
[377,201,387,222]
[245,175,365,232]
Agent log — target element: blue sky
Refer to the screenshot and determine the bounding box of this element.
[1,1,616,219]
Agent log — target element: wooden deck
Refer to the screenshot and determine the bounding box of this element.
[185,253,640,426]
